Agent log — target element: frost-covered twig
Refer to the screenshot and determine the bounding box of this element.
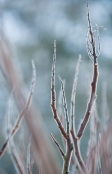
[77,4,99,140]
[51,41,73,174]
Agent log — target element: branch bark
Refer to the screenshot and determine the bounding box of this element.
[71,4,100,174]
[51,40,73,174]
[77,4,99,140]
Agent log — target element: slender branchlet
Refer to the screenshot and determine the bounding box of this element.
[26,137,35,174]
[77,4,99,140]
[26,137,32,174]
[5,93,26,174]
[0,60,36,158]
[58,84,65,125]
[51,41,73,174]
[70,55,87,173]
[59,76,69,134]
[86,4,100,62]
[70,54,81,133]
[50,133,73,174]
[51,40,68,139]
[58,84,66,148]
[50,133,65,158]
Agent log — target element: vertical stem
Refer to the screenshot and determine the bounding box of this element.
[62,137,73,174]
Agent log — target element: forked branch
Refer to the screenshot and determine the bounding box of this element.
[51,40,73,174]
[70,4,100,174]
[51,4,100,174]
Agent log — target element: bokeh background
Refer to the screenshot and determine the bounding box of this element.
[0,0,112,173]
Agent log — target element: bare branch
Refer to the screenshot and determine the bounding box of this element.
[58,84,64,125]
[86,4,100,62]
[77,4,99,140]
[0,60,36,158]
[70,55,81,133]
[58,86,66,148]
[70,55,87,173]
[95,24,100,58]
[59,76,69,134]
[51,41,73,174]
[50,133,65,159]
[51,40,67,139]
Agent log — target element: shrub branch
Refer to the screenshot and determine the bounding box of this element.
[51,40,67,139]
[77,4,99,140]
[50,133,65,158]
[51,40,73,174]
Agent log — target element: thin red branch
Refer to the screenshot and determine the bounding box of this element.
[50,133,65,159]
[77,4,99,140]
[77,63,98,139]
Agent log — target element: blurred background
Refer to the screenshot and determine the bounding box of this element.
[0,0,112,173]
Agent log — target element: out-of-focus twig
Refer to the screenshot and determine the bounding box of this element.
[70,55,87,173]
[5,93,26,174]
[70,54,81,134]
[26,137,32,174]
[0,36,60,174]
[0,60,36,158]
